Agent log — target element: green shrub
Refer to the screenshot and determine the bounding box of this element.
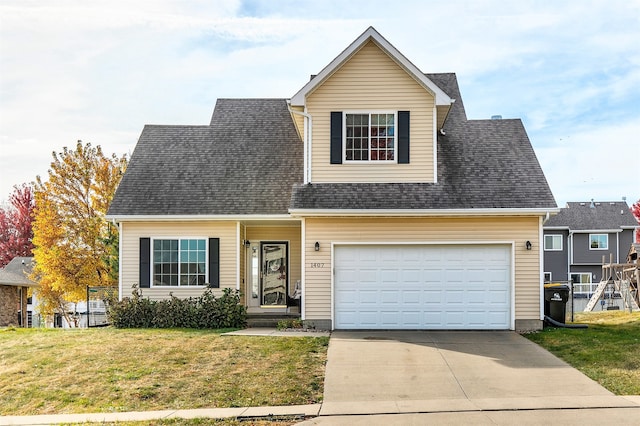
[107,286,247,329]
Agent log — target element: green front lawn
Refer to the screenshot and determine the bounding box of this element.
[0,328,328,416]
[525,311,640,395]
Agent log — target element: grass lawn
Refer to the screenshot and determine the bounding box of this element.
[525,311,640,395]
[0,327,328,416]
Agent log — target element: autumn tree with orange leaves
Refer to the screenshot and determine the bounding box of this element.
[32,141,127,326]
[632,199,640,243]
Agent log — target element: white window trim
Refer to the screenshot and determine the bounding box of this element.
[544,234,563,251]
[571,273,594,294]
[589,233,609,250]
[343,111,397,163]
[151,237,208,287]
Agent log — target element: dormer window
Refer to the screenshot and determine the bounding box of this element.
[331,110,410,164]
[345,112,395,161]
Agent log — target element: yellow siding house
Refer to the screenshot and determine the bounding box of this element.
[107,27,557,331]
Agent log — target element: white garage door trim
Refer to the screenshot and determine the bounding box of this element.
[331,241,516,330]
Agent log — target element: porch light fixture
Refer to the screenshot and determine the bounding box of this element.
[525,240,532,250]
[315,242,320,251]
[244,240,250,247]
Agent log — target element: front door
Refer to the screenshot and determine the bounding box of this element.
[261,242,288,306]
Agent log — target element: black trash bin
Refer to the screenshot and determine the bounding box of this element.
[543,284,570,323]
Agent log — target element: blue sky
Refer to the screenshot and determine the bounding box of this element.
[1,0,639,207]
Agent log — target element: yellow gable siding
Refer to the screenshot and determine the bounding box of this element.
[307,41,435,183]
[303,217,541,323]
[120,222,237,301]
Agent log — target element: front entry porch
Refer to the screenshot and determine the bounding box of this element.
[241,222,302,318]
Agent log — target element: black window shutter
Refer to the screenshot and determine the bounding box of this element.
[208,238,220,288]
[398,111,410,164]
[139,238,151,288]
[330,111,343,164]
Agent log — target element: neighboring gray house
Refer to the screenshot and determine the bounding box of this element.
[543,201,639,294]
[0,257,37,327]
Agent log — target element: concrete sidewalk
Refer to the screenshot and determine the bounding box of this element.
[300,406,640,425]
[0,404,320,425]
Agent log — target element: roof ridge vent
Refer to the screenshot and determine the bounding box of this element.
[491,115,502,120]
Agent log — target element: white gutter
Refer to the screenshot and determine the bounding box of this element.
[289,208,560,217]
[106,214,295,222]
[566,229,623,234]
[287,101,313,184]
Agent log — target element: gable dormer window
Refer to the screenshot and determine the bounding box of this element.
[331,110,410,164]
[345,112,395,161]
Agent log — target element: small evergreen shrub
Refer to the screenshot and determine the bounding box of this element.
[107,285,247,329]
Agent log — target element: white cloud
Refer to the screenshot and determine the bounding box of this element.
[1,0,639,206]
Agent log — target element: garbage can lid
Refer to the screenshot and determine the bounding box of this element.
[544,283,566,288]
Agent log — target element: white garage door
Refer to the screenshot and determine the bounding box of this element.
[334,244,511,330]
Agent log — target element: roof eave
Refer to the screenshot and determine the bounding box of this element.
[289,207,559,218]
[567,229,626,233]
[106,214,296,223]
[290,27,454,107]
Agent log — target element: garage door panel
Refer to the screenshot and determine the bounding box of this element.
[381,290,399,304]
[336,289,357,304]
[335,245,511,330]
[359,290,378,304]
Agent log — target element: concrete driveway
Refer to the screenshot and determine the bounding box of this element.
[319,330,638,416]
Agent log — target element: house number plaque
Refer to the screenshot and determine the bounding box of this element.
[310,263,326,268]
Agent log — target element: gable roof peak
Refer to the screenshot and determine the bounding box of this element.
[290,26,454,107]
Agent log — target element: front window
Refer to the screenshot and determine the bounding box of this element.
[544,234,563,251]
[153,239,207,286]
[345,112,395,161]
[589,234,608,250]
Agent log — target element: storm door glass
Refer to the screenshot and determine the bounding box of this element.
[261,242,287,305]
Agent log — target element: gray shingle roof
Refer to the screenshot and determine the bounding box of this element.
[544,201,638,230]
[108,99,303,215]
[291,73,557,211]
[109,74,557,216]
[0,257,37,287]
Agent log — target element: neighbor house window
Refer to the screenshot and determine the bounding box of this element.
[589,234,608,250]
[571,273,594,295]
[153,239,207,286]
[543,272,552,282]
[345,112,395,161]
[544,234,563,251]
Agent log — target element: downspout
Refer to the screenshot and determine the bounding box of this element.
[568,231,573,283]
[287,101,313,184]
[117,221,123,301]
